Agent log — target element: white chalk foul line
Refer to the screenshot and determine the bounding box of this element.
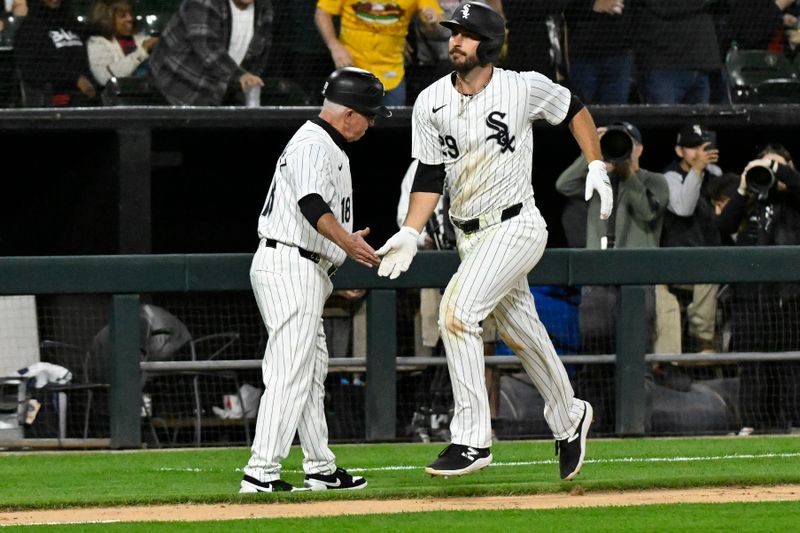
[156,452,800,474]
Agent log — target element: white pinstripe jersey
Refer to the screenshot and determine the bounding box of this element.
[257,119,353,266]
[411,67,571,220]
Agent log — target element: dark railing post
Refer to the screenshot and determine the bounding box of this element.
[365,289,396,441]
[110,294,141,448]
[117,128,151,254]
[615,285,647,436]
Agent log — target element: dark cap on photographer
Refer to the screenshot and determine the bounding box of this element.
[677,124,710,148]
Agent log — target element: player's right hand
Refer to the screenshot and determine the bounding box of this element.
[376,226,420,280]
[586,159,614,220]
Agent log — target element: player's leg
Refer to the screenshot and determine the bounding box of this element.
[493,281,592,480]
[490,223,592,480]
[297,311,367,491]
[241,255,326,492]
[493,278,585,439]
[428,215,546,476]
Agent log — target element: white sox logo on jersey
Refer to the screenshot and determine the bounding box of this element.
[486,111,515,153]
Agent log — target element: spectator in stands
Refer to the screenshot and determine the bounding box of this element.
[14,0,97,106]
[634,0,720,104]
[556,122,669,432]
[564,0,633,104]
[86,0,157,87]
[1,0,28,36]
[716,144,800,433]
[271,0,332,105]
[502,0,564,80]
[149,0,273,106]
[716,0,797,56]
[314,0,444,106]
[654,124,722,356]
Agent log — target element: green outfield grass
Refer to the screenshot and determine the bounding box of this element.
[3,502,798,533]
[0,436,798,510]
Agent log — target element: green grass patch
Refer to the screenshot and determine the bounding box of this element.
[4,502,799,532]
[0,436,798,510]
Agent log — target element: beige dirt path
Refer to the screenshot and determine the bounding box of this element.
[0,485,798,526]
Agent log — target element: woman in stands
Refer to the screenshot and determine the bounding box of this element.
[87,0,157,87]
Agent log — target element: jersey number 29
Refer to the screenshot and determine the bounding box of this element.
[439,135,460,158]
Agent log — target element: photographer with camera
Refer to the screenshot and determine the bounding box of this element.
[556,122,669,432]
[717,143,800,434]
[654,124,723,356]
[557,122,669,251]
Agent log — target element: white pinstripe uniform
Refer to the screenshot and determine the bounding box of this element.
[412,68,587,448]
[243,118,351,482]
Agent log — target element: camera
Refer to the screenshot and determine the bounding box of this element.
[600,124,636,164]
[744,164,776,200]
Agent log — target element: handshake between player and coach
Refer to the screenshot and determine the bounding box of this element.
[376,168,613,280]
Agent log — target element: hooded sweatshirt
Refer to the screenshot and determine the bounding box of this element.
[14,0,92,92]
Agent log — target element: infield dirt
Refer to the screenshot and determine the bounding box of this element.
[1,485,798,526]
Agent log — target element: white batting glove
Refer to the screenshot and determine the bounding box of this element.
[376,226,420,280]
[586,159,614,220]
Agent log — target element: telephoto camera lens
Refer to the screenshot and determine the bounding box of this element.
[600,128,634,164]
[745,165,776,200]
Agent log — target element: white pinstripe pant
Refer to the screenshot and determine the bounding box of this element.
[441,205,585,448]
[244,242,336,482]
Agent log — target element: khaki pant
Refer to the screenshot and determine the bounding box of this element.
[654,284,718,354]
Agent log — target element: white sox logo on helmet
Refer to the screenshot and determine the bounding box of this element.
[461,3,470,18]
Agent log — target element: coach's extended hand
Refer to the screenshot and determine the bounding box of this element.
[376,226,420,279]
[586,160,614,220]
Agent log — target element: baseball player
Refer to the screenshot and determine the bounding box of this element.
[377,1,612,480]
[240,67,388,493]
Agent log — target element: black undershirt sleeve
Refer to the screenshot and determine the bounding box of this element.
[298,193,334,229]
[564,93,585,123]
[410,162,446,194]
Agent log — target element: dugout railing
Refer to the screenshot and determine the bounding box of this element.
[1,246,799,448]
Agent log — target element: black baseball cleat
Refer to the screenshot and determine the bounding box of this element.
[239,475,305,493]
[304,467,367,490]
[555,400,594,481]
[425,443,492,477]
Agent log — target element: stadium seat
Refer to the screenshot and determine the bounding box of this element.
[260,76,312,106]
[725,48,800,104]
[34,339,111,441]
[135,304,247,447]
[101,76,167,106]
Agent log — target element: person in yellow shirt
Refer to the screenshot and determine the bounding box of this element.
[314,0,443,105]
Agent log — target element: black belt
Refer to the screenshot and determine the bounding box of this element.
[264,239,337,277]
[451,203,523,234]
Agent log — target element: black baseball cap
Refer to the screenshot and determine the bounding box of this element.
[677,124,710,147]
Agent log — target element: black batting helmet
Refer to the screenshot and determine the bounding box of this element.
[440,1,505,65]
[321,67,391,118]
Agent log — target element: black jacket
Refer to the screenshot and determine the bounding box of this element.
[564,0,635,60]
[14,0,92,91]
[717,164,800,247]
[715,0,785,56]
[634,0,721,71]
[502,0,569,79]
